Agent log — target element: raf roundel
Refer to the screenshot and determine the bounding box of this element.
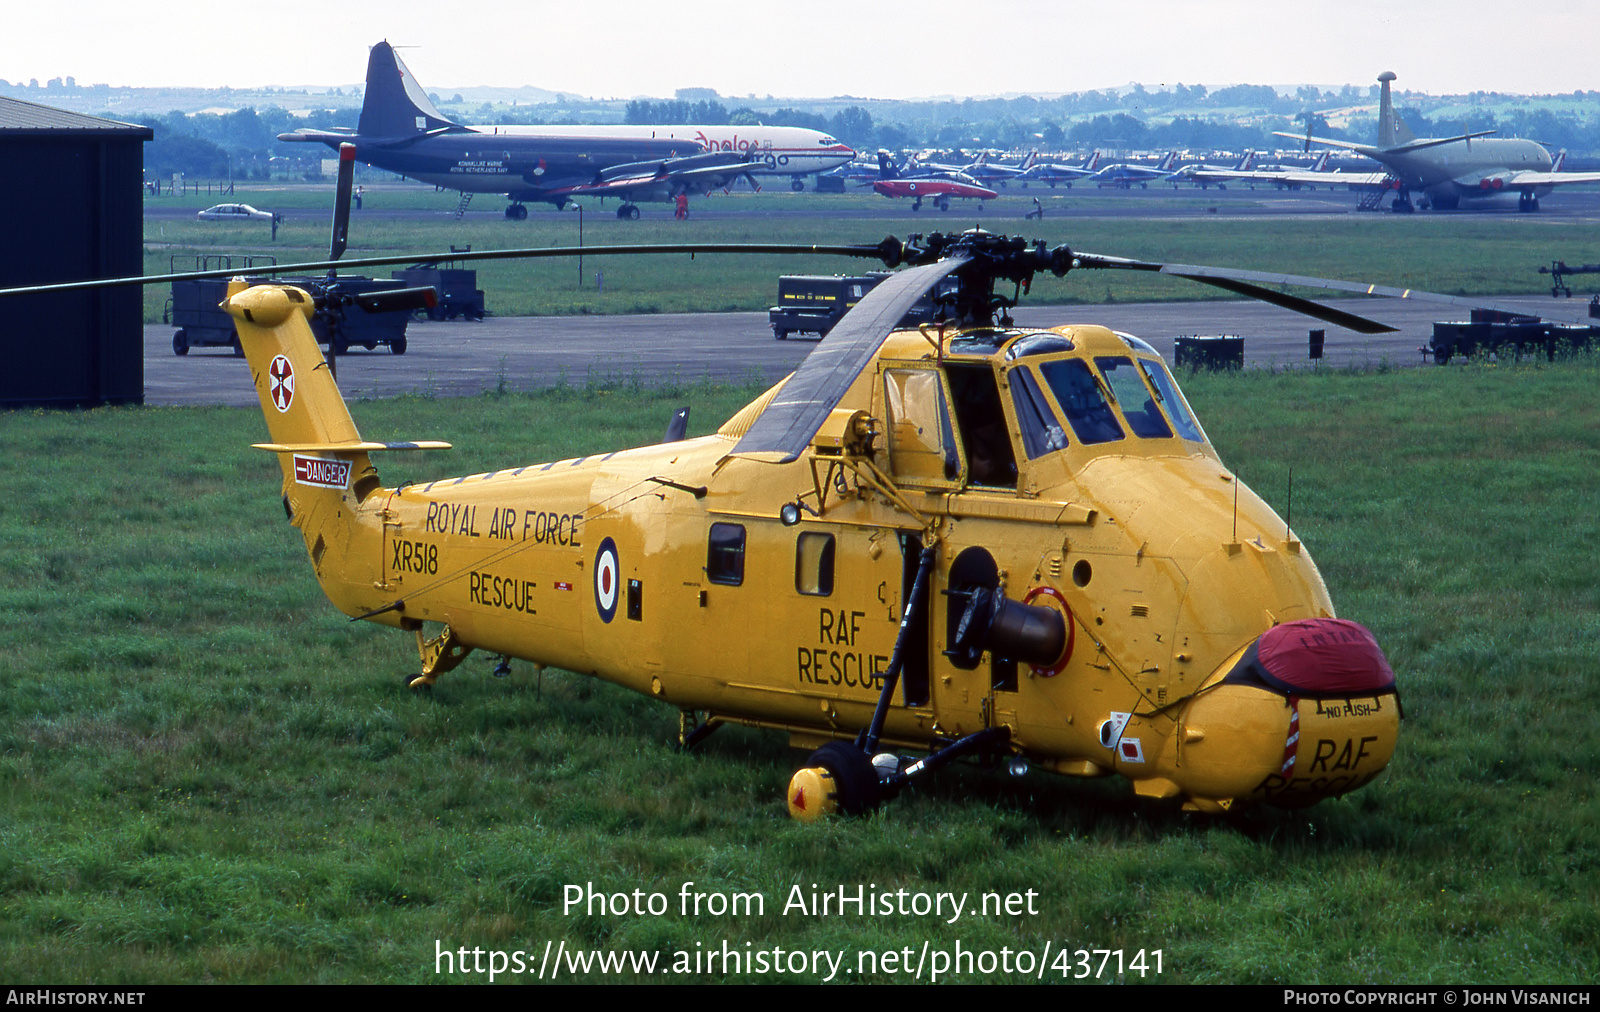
[268,354,295,413]
[593,537,619,623]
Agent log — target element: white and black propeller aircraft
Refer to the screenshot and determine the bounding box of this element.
[278,42,855,219]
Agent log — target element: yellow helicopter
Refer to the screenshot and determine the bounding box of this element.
[214,231,1405,821]
[31,152,1532,822]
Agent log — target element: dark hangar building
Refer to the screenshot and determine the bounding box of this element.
[0,96,151,408]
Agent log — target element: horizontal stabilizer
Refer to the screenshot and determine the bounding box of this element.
[252,440,453,453]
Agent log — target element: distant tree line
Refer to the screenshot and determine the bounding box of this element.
[138,107,354,179]
[129,86,1600,179]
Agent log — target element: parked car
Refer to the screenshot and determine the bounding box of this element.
[196,203,278,223]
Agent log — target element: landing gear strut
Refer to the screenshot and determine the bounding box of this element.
[784,543,1015,820]
[786,727,1015,821]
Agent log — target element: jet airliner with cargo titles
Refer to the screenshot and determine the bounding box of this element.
[278,41,855,219]
[1278,71,1600,212]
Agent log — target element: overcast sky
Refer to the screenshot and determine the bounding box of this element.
[6,1,1594,100]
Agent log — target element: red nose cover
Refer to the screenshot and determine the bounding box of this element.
[1257,619,1395,694]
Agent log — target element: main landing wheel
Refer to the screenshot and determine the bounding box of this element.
[617,204,641,220]
[505,204,528,220]
[787,742,880,822]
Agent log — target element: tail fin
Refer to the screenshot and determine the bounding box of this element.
[1376,71,1414,147]
[358,40,463,138]
[876,150,899,180]
[1237,149,1256,171]
[1552,148,1567,172]
[1021,149,1038,171]
[226,281,447,498]
[1158,150,1178,172]
[225,280,448,614]
[1312,151,1331,172]
[1084,150,1102,172]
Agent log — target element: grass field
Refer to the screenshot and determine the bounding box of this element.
[142,182,1600,322]
[2,357,1596,984]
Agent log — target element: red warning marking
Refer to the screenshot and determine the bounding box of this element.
[292,455,351,489]
[268,355,295,413]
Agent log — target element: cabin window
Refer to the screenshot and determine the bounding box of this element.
[794,532,835,596]
[945,364,1018,487]
[1038,358,1124,445]
[1008,366,1069,459]
[707,523,746,586]
[1139,360,1208,443]
[882,368,960,483]
[1095,356,1172,439]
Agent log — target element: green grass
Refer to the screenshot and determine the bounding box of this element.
[142,182,1600,322]
[2,360,1597,983]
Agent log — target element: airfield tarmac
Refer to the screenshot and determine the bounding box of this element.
[141,293,1583,407]
[147,182,1600,224]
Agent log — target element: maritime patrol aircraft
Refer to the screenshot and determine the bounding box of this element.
[278,41,855,218]
[1279,71,1600,212]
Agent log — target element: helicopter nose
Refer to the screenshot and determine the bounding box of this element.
[1225,618,1400,807]
[1162,618,1401,811]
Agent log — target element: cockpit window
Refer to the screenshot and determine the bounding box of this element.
[1095,356,1172,439]
[1115,331,1158,355]
[883,367,960,483]
[1004,332,1075,360]
[1138,359,1207,443]
[1038,359,1124,445]
[1008,366,1068,459]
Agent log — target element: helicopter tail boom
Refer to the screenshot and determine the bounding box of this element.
[224,281,401,619]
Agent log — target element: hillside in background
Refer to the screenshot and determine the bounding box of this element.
[10,76,1600,178]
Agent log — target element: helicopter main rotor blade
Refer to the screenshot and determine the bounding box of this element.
[1071,252,1397,334]
[1160,271,1398,334]
[1073,252,1594,331]
[1159,262,1595,327]
[0,241,902,300]
[731,257,970,464]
